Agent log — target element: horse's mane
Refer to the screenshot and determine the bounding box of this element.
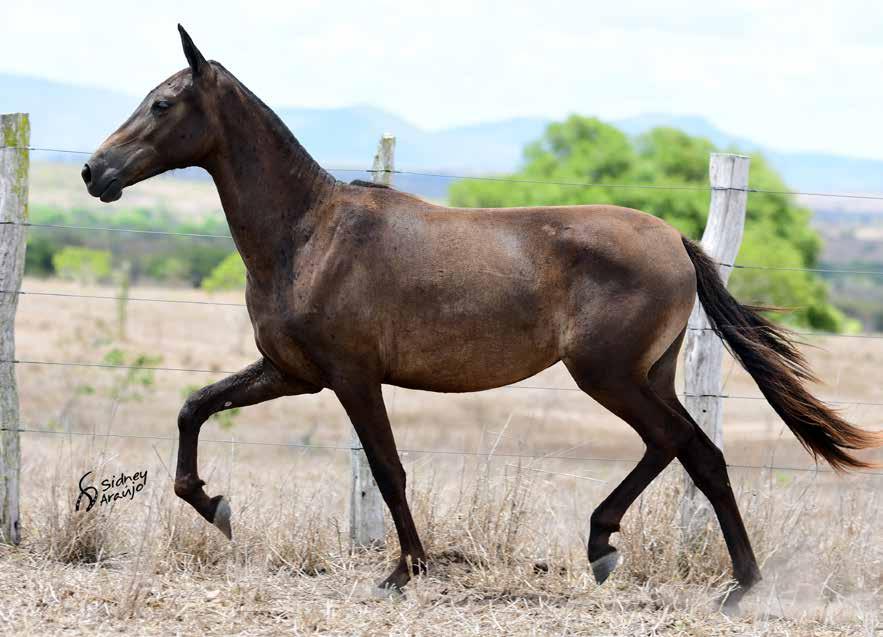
[349,179,392,189]
[211,61,334,188]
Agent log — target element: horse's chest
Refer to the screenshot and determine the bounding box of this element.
[247,294,325,384]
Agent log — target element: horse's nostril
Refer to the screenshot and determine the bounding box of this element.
[81,163,92,185]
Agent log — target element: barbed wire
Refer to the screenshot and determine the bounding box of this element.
[0,220,233,240]
[725,263,883,276]
[2,145,881,514]
[0,288,246,308]
[4,288,883,341]
[2,217,883,278]
[2,358,882,409]
[686,326,883,340]
[1,425,880,477]
[6,144,883,202]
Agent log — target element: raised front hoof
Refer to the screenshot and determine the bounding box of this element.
[590,549,622,585]
[210,495,233,540]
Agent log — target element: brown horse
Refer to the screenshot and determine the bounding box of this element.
[82,26,880,601]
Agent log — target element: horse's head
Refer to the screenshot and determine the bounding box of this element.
[83,25,219,202]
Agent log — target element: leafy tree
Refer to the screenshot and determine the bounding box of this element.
[201,251,246,292]
[25,205,233,287]
[24,235,57,276]
[51,247,112,284]
[449,116,841,330]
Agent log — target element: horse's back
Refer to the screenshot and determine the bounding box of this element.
[306,187,696,391]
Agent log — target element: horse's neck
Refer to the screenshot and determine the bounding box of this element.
[204,84,335,281]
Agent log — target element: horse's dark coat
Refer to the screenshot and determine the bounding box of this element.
[82,25,881,601]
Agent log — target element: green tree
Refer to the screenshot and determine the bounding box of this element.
[448,116,841,330]
[201,251,246,292]
[51,247,112,284]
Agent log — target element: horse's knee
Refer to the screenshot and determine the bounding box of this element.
[178,393,205,432]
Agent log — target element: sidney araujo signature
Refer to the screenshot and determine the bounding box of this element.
[75,469,148,512]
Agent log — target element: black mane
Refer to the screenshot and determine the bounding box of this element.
[349,179,392,189]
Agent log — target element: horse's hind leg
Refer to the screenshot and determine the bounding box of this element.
[665,399,762,600]
[174,358,318,538]
[647,338,762,602]
[564,329,696,583]
[567,363,691,583]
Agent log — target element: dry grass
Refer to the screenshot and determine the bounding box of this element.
[2,277,881,635]
[2,443,880,636]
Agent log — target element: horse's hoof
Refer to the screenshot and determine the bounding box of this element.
[590,550,622,585]
[719,585,747,616]
[372,584,405,600]
[211,496,232,540]
[721,597,741,617]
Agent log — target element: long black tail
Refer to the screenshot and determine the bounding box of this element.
[682,236,882,472]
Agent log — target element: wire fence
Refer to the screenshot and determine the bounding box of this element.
[4,208,883,278]
[1,425,880,478]
[6,143,883,202]
[4,284,883,340]
[2,141,882,484]
[3,355,883,408]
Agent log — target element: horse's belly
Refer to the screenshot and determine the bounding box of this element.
[385,324,560,393]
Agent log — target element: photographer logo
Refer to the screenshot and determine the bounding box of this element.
[75,469,148,512]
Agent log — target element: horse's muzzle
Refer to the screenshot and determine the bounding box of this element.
[82,157,124,203]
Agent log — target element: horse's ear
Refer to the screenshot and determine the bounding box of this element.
[178,24,206,77]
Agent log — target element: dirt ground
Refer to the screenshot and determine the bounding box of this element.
[1,277,881,636]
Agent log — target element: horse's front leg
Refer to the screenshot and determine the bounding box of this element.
[334,380,426,591]
[174,357,319,538]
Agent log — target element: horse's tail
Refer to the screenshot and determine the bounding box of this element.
[681,236,882,472]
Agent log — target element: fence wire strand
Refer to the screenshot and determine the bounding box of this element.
[3,217,883,277]
[5,288,883,340]
[3,358,883,409]
[2,426,879,477]
[0,220,233,240]
[2,142,882,485]
[6,143,883,201]
[0,288,246,307]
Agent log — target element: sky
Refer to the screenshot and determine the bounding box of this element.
[3,0,883,159]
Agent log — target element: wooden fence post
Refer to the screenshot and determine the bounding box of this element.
[349,134,396,549]
[0,113,29,545]
[371,134,395,186]
[681,152,750,538]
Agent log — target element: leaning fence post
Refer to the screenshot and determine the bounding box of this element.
[0,113,29,545]
[681,152,750,539]
[349,133,396,549]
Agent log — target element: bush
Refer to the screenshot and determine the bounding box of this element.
[201,251,246,292]
[51,247,112,284]
[24,204,234,287]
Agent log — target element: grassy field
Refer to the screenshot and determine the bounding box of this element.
[0,277,879,636]
[28,161,223,221]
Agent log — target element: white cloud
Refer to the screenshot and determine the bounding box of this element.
[2,0,882,158]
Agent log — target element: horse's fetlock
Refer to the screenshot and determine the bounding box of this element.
[174,475,205,499]
[590,509,619,534]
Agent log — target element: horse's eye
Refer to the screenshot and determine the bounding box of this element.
[152,100,172,113]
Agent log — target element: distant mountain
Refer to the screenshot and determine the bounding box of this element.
[615,113,761,152]
[3,72,883,201]
[616,113,883,196]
